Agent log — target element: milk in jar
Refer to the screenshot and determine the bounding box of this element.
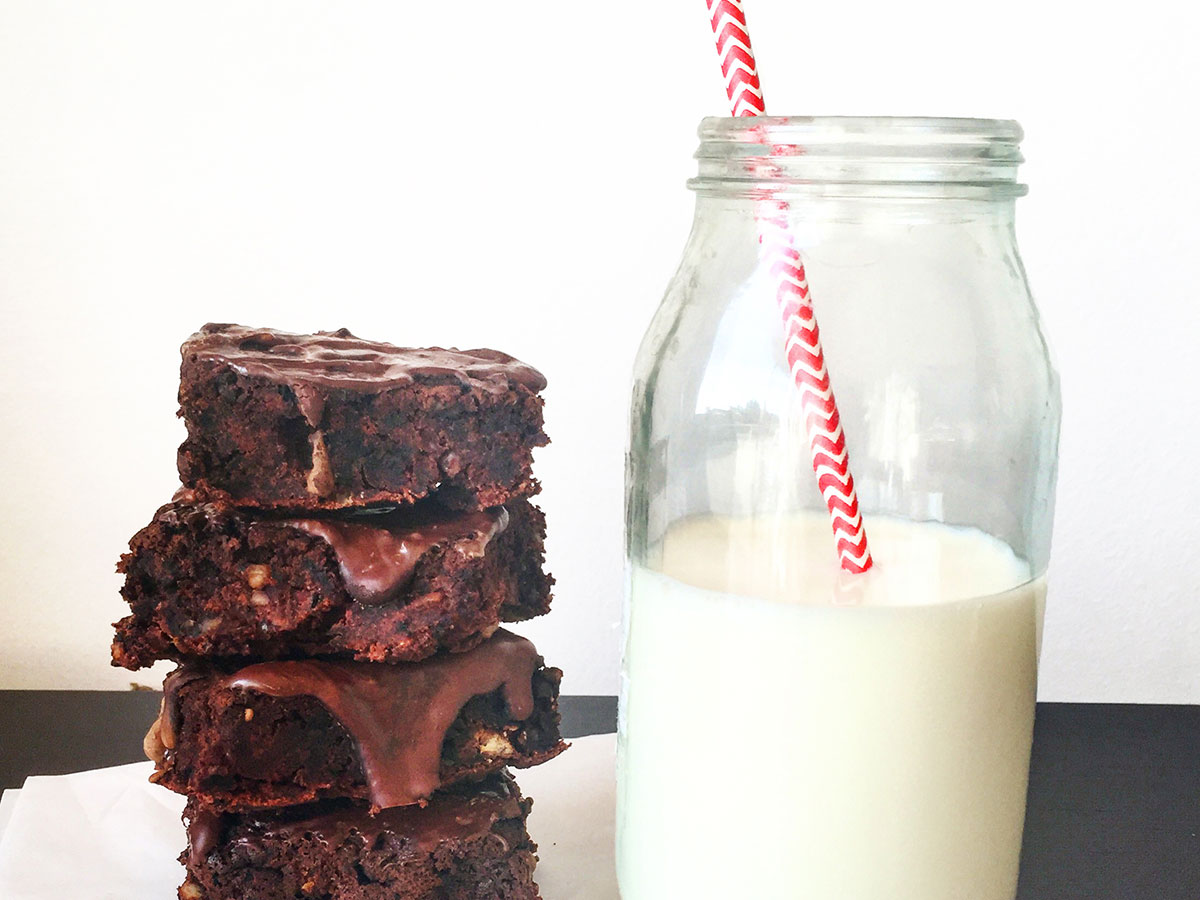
[617,512,1045,900]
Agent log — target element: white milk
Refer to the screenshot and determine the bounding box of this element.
[617,513,1046,900]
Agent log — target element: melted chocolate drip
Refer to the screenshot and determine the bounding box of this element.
[185,325,547,421]
[216,630,538,809]
[282,505,509,605]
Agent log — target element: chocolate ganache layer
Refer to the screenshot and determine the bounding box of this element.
[282,504,508,606]
[186,771,528,868]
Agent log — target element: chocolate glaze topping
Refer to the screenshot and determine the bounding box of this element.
[163,630,539,809]
[184,324,547,428]
[281,505,509,605]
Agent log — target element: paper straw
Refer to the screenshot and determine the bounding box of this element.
[705,0,873,574]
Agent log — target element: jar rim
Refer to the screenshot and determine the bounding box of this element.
[692,116,1027,200]
[699,115,1023,141]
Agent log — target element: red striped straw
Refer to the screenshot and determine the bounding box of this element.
[706,0,873,574]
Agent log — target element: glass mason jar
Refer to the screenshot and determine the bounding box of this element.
[619,118,1060,900]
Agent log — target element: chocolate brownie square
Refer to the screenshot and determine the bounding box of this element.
[180,772,541,900]
[177,324,548,510]
[113,497,551,669]
[146,631,566,811]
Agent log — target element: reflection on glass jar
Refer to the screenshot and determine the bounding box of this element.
[619,117,1060,900]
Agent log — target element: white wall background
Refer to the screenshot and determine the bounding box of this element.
[0,1,1196,700]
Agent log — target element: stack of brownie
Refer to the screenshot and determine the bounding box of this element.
[111,324,567,900]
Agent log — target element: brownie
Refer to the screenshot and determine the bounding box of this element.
[112,497,552,669]
[147,631,566,811]
[179,772,541,900]
[176,324,548,510]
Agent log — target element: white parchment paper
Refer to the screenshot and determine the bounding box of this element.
[0,733,617,900]
[0,790,22,842]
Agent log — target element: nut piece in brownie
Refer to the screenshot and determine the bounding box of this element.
[113,496,552,669]
[180,772,541,900]
[146,630,566,812]
[176,324,548,510]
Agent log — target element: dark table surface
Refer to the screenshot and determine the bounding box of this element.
[1,693,1196,899]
